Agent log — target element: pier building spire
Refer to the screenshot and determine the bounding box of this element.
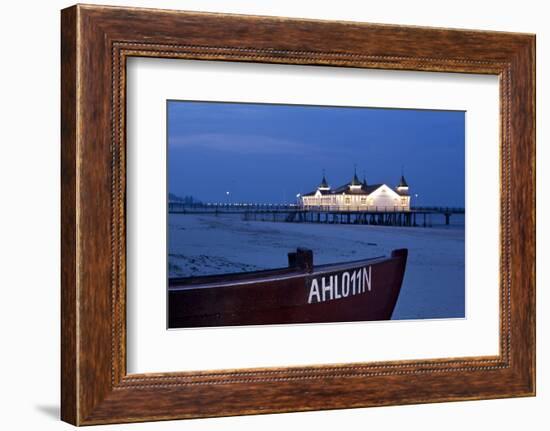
[318,169,330,191]
[350,165,362,190]
[396,167,409,195]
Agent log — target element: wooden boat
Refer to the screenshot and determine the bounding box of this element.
[168,248,408,329]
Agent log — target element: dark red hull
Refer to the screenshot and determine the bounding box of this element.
[168,249,408,328]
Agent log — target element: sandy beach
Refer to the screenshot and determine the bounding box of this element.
[168,213,465,320]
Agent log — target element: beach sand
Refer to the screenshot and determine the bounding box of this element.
[168,213,465,320]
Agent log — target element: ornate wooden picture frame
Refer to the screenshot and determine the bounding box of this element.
[61,4,535,425]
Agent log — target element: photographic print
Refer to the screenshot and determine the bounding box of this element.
[167,101,465,329]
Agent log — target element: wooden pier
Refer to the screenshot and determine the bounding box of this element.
[168,202,464,227]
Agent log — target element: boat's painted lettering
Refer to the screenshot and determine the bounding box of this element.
[342,272,350,297]
[334,275,341,299]
[322,275,333,301]
[308,278,321,304]
[363,266,372,292]
[307,266,373,304]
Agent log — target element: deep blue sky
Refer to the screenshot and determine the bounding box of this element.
[167,101,465,206]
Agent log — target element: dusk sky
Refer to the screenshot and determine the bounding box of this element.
[167,101,465,207]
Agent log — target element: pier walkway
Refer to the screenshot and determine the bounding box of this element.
[168,202,464,227]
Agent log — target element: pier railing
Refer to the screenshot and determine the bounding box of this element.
[302,205,408,212]
[168,202,464,214]
[411,206,465,214]
[299,205,465,213]
[168,202,464,226]
[168,202,298,213]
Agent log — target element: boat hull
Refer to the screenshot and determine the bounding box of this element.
[168,249,407,329]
